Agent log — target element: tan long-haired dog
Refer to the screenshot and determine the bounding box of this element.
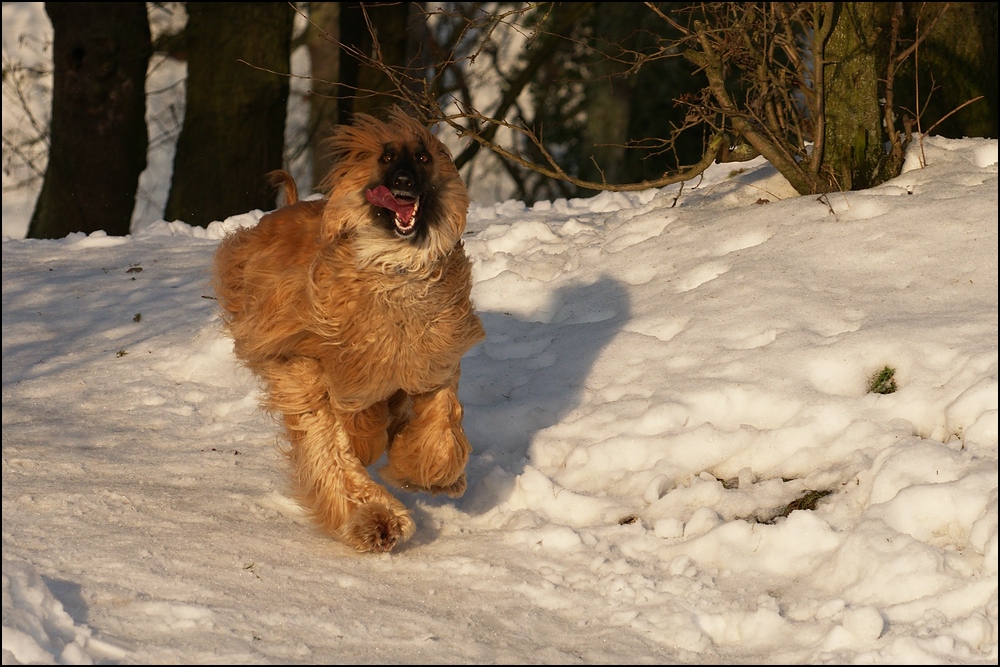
[212,108,485,552]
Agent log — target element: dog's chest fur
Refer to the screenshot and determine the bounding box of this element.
[305,241,484,406]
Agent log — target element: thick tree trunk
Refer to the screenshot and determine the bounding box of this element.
[307,2,341,188]
[823,2,895,191]
[164,3,293,227]
[28,3,151,239]
[581,3,634,187]
[337,2,411,124]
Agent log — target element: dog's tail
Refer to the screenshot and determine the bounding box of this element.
[267,169,299,207]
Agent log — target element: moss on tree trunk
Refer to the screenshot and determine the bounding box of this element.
[823,2,896,191]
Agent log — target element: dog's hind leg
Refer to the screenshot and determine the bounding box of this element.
[380,366,471,498]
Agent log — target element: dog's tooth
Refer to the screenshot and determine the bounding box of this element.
[394,213,415,234]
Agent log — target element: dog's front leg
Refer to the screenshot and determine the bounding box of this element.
[283,404,416,553]
[380,366,471,498]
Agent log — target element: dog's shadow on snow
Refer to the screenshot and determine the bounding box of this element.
[396,274,630,530]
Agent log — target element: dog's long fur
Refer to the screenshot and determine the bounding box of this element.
[212,108,485,552]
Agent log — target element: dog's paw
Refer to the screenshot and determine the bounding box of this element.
[341,502,415,553]
[379,469,467,498]
[427,473,467,498]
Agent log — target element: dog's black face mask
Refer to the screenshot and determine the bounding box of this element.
[366,142,440,244]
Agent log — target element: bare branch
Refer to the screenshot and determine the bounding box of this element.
[334,1,965,199]
[923,95,985,136]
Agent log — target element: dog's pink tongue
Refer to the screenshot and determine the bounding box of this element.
[365,186,416,224]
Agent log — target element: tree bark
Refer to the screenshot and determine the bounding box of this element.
[337,2,411,124]
[823,2,892,191]
[307,2,341,187]
[164,3,293,226]
[581,3,635,187]
[28,3,151,239]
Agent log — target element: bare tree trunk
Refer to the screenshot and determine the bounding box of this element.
[823,2,892,191]
[337,2,411,124]
[28,2,150,239]
[581,3,634,187]
[307,2,341,187]
[164,2,293,226]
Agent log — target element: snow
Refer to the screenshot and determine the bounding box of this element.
[2,134,997,664]
[3,3,998,664]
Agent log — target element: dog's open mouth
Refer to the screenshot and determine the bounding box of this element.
[366,186,420,236]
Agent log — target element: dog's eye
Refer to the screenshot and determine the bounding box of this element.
[416,151,431,164]
[380,152,394,164]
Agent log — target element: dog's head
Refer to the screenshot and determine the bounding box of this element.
[319,107,470,275]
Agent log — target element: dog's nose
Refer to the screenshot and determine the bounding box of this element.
[389,170,415,192]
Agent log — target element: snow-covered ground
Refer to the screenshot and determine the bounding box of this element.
[3,134,997,664]
[4,2,998,664]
